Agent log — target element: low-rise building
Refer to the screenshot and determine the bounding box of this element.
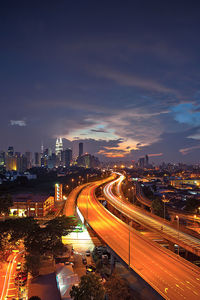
[10,194,54,217]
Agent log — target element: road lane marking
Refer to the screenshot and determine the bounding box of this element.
[193,291,198,295]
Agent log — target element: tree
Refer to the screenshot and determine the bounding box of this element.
[151,198,165,218]
[185,197,199,212]
[104,274,131,300]
[24,253,40,277]
[45,215,77,238]
[70,274,105,300]
[0,194,13,214]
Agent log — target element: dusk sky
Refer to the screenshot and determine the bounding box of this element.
[1,1,200,163]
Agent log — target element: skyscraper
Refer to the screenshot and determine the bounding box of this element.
[61,148,72,167]
[79,142,83,157]
[55,138,63,161]
[145,154,149,167]
[25,151,32,169]
[34,152,40,167]
[8,146,14,157]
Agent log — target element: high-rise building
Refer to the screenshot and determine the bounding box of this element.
[145,155,149,167]
[77,153,100,168]
[47,153,56,169]
[138,157,145,168]
[79,142,83,157]
[55,138,63,161]
[34,152,40,167]
[16,154,27,172]
[0,151,5,167]
[5,155,17,171]
[8,146,14,157]
[25,151,32,169]
[61,148,72,167]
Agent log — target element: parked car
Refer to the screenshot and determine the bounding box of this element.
[16,262,21,271]
[64,261,74,267]
[86,264,96,274]
[15,272,27,286]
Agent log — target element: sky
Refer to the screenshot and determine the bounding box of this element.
[1,0,200,163]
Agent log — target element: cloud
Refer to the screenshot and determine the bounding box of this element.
[93,67,177,94]
[91,129,107,133]
[10,120,26,126]
[148,153,163,157]
[179,145,200,155]
[171,103,200,126]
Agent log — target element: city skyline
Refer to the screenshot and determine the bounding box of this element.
[1,1,200,163]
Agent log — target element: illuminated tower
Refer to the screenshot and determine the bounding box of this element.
[55,183,63,202]
[55,137,63,159]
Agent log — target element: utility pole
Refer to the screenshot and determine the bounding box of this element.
[176,215,179,256]
[128,221,131,267]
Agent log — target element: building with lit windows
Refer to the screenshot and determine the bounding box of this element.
[55,183,63,201]
[55,138,63,161]
[76,153,100,168]
[170,178,200,188]
[61,148,72,167]
[10,194,55,217]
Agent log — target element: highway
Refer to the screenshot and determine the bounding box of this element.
[104,175,200,256]
[64,175,116,217]
[135,182,200,223]
[63,184,89,217]
[77,179,200,300]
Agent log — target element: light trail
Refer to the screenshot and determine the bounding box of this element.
[77,178,200,300]
[103,174,200,256]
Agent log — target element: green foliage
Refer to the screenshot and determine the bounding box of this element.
[24,226,62,256]
[24,216,75,257]
[0,194,13,214]
[151,198,164,217]
[95,259,103,272]
[104,274,131,300]
[185,197,199,212]
[143,186,154,199]
[24,254,40,277]
[0,217,38,259]
[70,274,105,300]
[45,215,77,238]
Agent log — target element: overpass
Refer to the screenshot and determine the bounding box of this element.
[63,175,116,217]
[135,182,200,223]
[76,178,200,300]
[103,175,200,257]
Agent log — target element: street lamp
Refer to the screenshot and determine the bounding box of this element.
[162,195,169,220]
[194,214,197,226]
[176,215,179,256]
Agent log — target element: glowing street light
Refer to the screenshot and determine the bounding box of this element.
[162,195,169,220]
[194,214,197,226]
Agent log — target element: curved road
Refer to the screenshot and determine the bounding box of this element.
[105,174,200,257]
[77,179,200,300]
